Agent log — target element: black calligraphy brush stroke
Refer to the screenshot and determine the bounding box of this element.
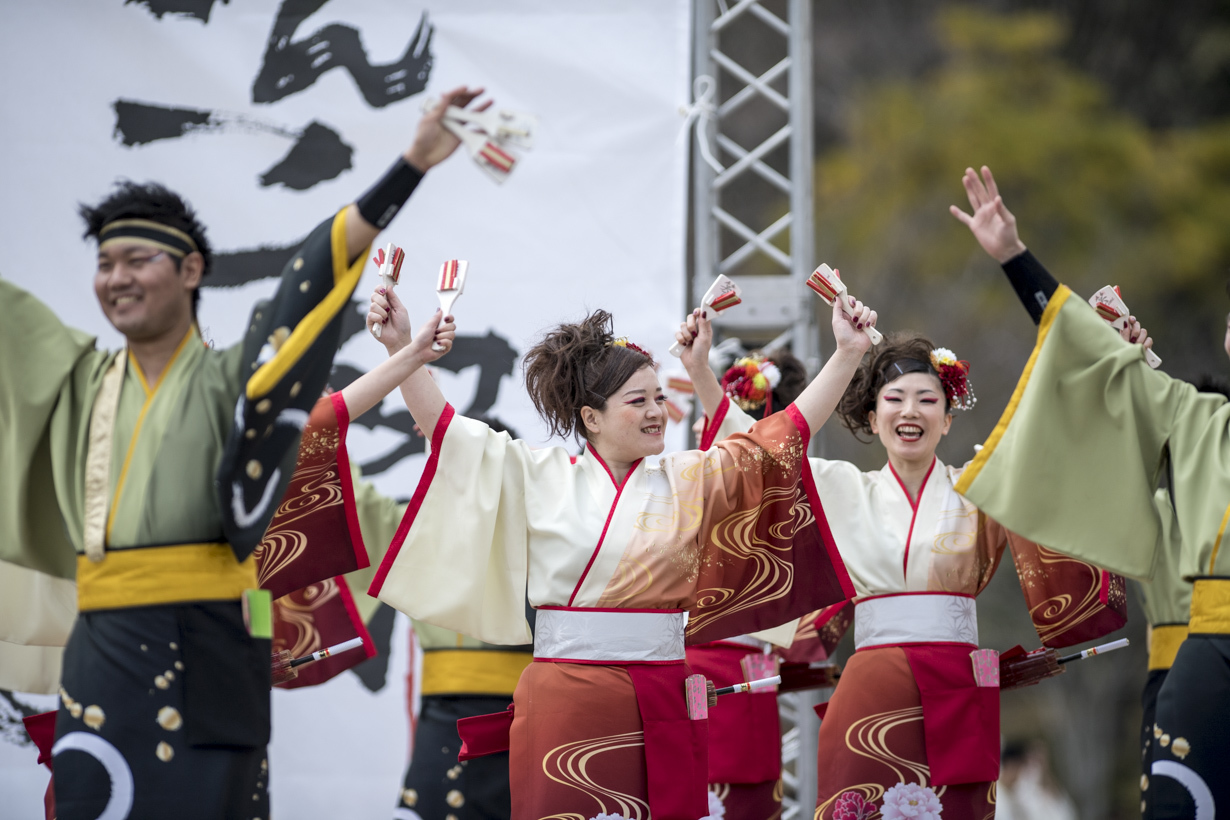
[253,2,433,108]
[125,0,228,23]
[259,121,353,190]
[350,603,395,692]
[113,99,212,146]
[211,242,303,288]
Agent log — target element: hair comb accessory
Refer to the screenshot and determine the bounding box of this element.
[929,347,976,410]
[610,338,653,359]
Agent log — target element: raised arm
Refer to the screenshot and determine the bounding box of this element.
[342,86,488,263]
[340,307,455,419]
[792,298,874,433]
[676,309,725,420]
[365,286,451,438]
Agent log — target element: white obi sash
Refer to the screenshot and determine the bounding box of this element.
[853,593,978,650]
[534,607,685,663]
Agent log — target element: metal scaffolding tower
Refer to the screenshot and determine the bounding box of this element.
[689,0,826,816]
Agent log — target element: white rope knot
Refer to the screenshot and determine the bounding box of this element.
[678,75,724,173]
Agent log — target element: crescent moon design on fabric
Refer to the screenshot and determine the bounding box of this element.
[52,731,135,820]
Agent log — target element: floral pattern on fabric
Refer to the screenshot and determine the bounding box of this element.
[881,783,942,820]
[833,790,876,820]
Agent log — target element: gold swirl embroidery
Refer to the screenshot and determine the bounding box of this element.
[254,530,308,587]
[688,484,804,636]
[1026,546,1112,643]
[272,579,340,656]
[540,730,648,820]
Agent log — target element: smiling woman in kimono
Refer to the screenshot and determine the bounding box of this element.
[684,318,1128,820]
[351,287,874,820]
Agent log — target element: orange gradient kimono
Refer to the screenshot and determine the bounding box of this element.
[366,402,853,820]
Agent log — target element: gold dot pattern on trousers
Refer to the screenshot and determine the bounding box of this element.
[1172,737,1190,759]
[299,280,310,292]
[245,429,257,439]
[157,706,182,731]
[293,258,304,271]
[246,460,262,480]
[289,381,302,398]
[69,702,83,719]
[252,362,259,371]
[1154,724,1162,739]
[261,758,268,771]
[1141,774,1148,791]
[401,789,418,807]
[447,765,461,780]
[1141,800,1147,814]
[253,794,259,801]
[446,790,464,808]
[155,675,169,690]
[255,399,272,414]
[164,670,175,681]
[156,741,174,762]
[1160,734,1171,747]
[83,705,105,730]
[446,815,458,820]
[255,312,263,321]
[169,642,178,650]
[174,661,184,671]
[140,644,148,652]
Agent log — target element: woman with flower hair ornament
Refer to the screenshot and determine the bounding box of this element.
[679,311,1130,820]
[682,346,849,819]
[353,292,876,820]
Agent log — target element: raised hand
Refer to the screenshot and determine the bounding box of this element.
[949,166,1027,264]
[832,295,875,355]
[676,309,713,375]
[404,86,491,172]
[407,309,456,362]
[368,286,413,352]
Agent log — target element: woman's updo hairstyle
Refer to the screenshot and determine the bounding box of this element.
[523,310,656,441]
[837,332,947,441]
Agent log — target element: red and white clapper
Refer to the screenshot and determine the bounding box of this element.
[807,264,883,345]
[440,101,537,184]
[433,259,468,352]
[669,274,743,357]
[370,242,405,339]
[1089,285,1162,369]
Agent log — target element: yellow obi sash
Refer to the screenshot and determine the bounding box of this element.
[1147,624,1189,671]
[77,543,256,612]
[1188,578,1230,636]
[420,649,531,697]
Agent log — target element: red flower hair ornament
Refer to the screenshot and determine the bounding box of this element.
[929,347,976,411]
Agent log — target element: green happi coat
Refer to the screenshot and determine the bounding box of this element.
[0,208,367,820]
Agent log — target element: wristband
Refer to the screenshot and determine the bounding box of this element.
[356,157,424,229]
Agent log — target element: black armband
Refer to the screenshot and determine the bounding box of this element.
[1001,249,1058,325]
[356,157,424,229]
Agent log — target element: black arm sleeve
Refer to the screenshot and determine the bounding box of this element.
[1001,249,1059,326]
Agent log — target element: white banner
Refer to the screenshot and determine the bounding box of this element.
[0,1,691,816]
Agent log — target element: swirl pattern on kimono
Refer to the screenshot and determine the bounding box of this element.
[253,458,343,586]
[273,578,340,657]
[541,731,650,820]
[686,484,806,637]
[1025,546,1122,644]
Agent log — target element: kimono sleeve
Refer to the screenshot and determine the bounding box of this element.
[698,395,755,448]
[684,405,854,645]
[997,518,1128,648]
[368,406,535,645]
[0,278,101,691]
[216,209,368,561]
[955,286,1184,579]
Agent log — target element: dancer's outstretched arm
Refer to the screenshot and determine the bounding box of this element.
[341,297,454,421]
[950,165,1153,349]
[365,286,451,438]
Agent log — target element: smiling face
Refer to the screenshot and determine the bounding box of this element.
[94,241,201,343]
[581,364,667,464]
[867,371,952,467]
